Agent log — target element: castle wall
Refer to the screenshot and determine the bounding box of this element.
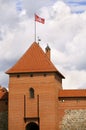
[8,72,62,130]
[58,97,86,130]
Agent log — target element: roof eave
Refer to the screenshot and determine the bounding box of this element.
[58,96,86,98]
[6,70,65,78]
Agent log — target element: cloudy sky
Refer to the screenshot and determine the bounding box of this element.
[0,0,86,89]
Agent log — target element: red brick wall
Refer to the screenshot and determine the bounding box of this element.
[8,71,86,130]
[8,72,62,130]
[58,97,86,130]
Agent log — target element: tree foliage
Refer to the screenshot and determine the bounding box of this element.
[0,111,8,130]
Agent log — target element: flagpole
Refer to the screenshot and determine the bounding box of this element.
[34,14,36,42]
[34,14,45,42]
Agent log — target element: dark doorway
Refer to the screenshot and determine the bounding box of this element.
[26,122,39,130]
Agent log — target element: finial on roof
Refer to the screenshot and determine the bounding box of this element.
[45,44,51,51]
[37,36,41,44]
[45,44,51,60]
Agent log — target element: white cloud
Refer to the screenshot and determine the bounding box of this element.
[38,1,86,89]
[0,0,86,89]
[63,70,86,89]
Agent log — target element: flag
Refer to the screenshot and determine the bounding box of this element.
[35,14,45,24]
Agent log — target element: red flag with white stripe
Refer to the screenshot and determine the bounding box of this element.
[35,14,45,24]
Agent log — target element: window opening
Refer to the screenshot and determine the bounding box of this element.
[29,88,34,98]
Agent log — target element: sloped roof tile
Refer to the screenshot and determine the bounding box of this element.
[58,90,86,97]
[0,87,8,100]
[6,42,64,78]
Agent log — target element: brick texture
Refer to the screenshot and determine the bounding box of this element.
[7,42,86,130]
[58,97,86,130]
[8,72,62,130]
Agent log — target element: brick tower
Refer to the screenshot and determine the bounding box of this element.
[6,42,64,130]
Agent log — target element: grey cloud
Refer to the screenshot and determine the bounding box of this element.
[0,3,17,27]
[0,30,3,41]
[0,57,18,72]
[63,60,86,71]
[0,0,86,89]
[0,72,9,87]
[24,0,54,17]
[74,60,86,71]
[0,0,54,30]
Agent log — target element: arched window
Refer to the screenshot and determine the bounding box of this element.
[29,88,34,98]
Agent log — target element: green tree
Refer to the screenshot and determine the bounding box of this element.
[0,111,8,130]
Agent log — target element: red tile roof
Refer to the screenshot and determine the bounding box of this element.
[6,42,64,78]
[0,87,8,100]
[58,90,86,98]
